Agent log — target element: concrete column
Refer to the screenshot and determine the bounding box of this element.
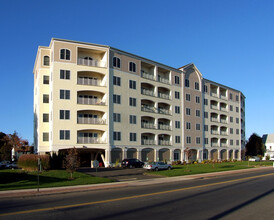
[122,148,127,160]
[218,149,221,161]
[208,150,211,160]
[232,150,235,160]
[181,150,185,162]
[170,149,174,162]
[105,149,111,167]
[137,149,141,160]
[227,150,230,160]
[154,149,159,162]
[196,150,200,162]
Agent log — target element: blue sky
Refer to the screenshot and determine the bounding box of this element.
[0,0,273,143]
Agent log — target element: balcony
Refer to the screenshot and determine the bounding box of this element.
[141,88,155,97]
[211,93,218,98]
[158,140,171,146]
[158,124,171,130]
[77,77,103,86]
[211,143,219,147]
[158,92,170,100]
[211,131,219,135]
[157,76,170,85]
[220,132,228,136]
[141,70,155,81]
[77,117,106,125]
[141,123,156,129]
[211,105,218,110]
[77,137,106,144]
[220,144,227,147]
[141,139,155,145]
[141,105,156,113]
[210,118,219,123]
[158,108,171,115]
[77,97,106,105]
[220,107,228,112]
[77,58,106,68]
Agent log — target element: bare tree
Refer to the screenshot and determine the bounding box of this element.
[64,147,80,179]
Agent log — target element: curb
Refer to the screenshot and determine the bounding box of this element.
[0,166,273,199]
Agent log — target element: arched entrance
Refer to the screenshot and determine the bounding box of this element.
[141,148,154,162]
[159,148,170,162]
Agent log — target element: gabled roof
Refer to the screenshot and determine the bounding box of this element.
[262,134,274,144]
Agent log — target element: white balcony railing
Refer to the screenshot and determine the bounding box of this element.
[141,88,155,97]
[77,97,106,105]
[141,123,156,129]
[141,71,155,81]
[77,77,103,86]
[158,77,170,85]
[77,58,106,68]
[77,137,106,144]
[158,93,170,100]
[158,124,171,130]
[158,140,171,146]
[141,139,155,145]
[77,117,106,125]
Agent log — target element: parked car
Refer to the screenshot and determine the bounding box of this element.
[143,162,172,171]
[6,162,18,169]
[269,156,274,161]
[121,159,144,168]
[248,156,260,162]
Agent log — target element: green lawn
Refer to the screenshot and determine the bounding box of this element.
[0,169,113,191]
[146,161,273,177]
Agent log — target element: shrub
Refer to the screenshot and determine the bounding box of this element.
[18,154,50,171]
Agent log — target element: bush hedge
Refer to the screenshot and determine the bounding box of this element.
[18,154,50,171]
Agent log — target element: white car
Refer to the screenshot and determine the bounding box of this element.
[269,157,274,161]
[248,156,260,162]
[144,162,172,171]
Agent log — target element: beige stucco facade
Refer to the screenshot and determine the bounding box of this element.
[33,38,245,167]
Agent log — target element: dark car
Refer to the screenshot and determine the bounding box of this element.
[121,158,144,168]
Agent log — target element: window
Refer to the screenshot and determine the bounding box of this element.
[60,130,70,140]
[230,116,233,123]
[60,70,70,80]
[186,93,191,101]
[204,99,208,105]
[43,94,49,103]
[113,132,121,141]
[196,123,200,130]
[60,49,70,60]
[175,121,180,129]
[236,107,239,112]
[175,91,180,99]
[113,94,121,104]
[230,128,233,134]
[196,109,200,117]
[236,118,239,124]
[196,96,200,104]
[43,113,49,122]
[175,76,180,84]
[43,132,49,142]
[230,105,233,111]
[175,136,181,143]
[185,79,189,87]
[186,136,191,144]
[236,140,239,146]
[129,97,137,106]
[113,57,121,68]
[129,115,137,124]
[196,137,201,144]
[43,56,50,66]
[60,110,70,120]
[230,139,234,145]
[175,106,180,114]
[230,93,233,100]
[129,62,136,72]
[204,125,208,131]
[236,129,239,134]
[236,95,239,101]
[204,85,208,93]
[204,138,208,144]
[195,82,199,90]
[60,90,70,100]
[113,113,121,122]
[113,76,121,86]
[186,108,191,115]
[204,112,208,118]
[129,80,136,89]
[186,122,191,130]
[130,133,137,142]
[43,75,49,84]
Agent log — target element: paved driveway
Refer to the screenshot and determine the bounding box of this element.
[78,167,161,181]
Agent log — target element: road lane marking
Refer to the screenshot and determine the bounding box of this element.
[1,172,273,217]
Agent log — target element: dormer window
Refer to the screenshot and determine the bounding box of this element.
[43,56,50,66]
[60,49,70,60]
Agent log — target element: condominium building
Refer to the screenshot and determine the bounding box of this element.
[33,38,245,167]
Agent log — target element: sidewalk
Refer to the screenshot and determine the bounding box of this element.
[0,166,272,199]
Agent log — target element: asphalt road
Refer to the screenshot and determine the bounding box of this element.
[1,169,274,220]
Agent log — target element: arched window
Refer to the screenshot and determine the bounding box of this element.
[185,79,189,87]
[43,56,50,66]
[129,62,136,72]
[60,49,70,60]
[113,57,120,68]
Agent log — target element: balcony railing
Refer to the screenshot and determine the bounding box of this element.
[158,93,170,100]
[141,139,155,145]
[220,132,228,136]
[77,137,106,144]
[220,119,227,124]
[211,143,219,147]
[220,95,227,100]
[220,107,227,112]
[211,105,218,110]
[158,108,171,115]
[141,88,155,97]
[141,123,156,129]
[158,140,171,146]
[141,105,156,113]
[77,97,106,105]
[77,77,103,86]
[210,118,219,122]
[141,71,155,81]
[220,144,228,147]
[158,124,171,130]
[77,58,106,68]
[211,131,219,135]
[157,77,170,85]
[77,117,106,125]
[211,93,218,98]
